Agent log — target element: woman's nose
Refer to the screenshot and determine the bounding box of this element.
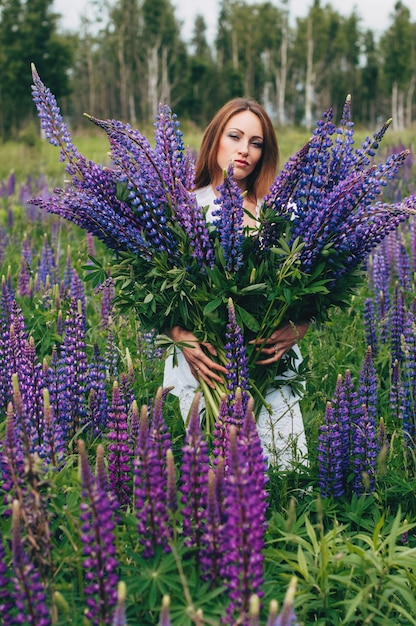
[238,143,249,156]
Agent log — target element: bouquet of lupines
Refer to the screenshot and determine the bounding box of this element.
[30,64,416,426]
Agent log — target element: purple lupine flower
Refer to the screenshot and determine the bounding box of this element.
[402,308,416,439]
[62,246,75,291]
[107,381,133,508]
[411,218,416,272]
[317,402,345,498]
[100,277,115,328]
[86,231,96,257]
[212,165,245,273]
[78,440,119,625]
[7,170,16,196]
[42,388,65,468]
[378,416,388,452]
[17,336,46,456]
[70,270,87,320]
[166,448,177,514]
[351,403,378,496]
[55,308,63,336]
[174,182,215,267]
[370,244,391,319]
[31,64,82,167]
[262,140,310,233]
[37,235,57,289]
[153,103,188,194]
[95,444,118,513]
[42,346,60,419]
[220,421,268,622]
[363,298,378,358]
[134,389,172,556]
[224,298,251,414]
[87,344,110,436]
[180,393,209,549]
[212,394,232,461]
[105,327,119,381]
[57,298,89,440]
[396,241,412,291]
[86,114,176,255]
[328,95,355,189]
[31,67,154,256]
[389,283,407,363]
[18,253,31,297]
[200,468,222,581]
[129,399,140,453]
[158,595,172,626]
[0,226,9,264]
[338,370,356,475]
[11,500,52,626]
[1,402,25,512]
[356,346,378,427]
[390,359,405,427]
[262,99,414,277]
[119,364,135,419]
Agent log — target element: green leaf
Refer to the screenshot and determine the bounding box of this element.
[203,297,223,315]
[235,304,260,332]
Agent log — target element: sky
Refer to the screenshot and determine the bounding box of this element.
[54,0,416,42]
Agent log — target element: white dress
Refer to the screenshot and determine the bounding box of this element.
[163,185,308,468]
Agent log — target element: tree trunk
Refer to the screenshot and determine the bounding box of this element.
[275,10,288,126]
[117,22,129,121]
[160,46,171,106]
[232,29,238,70]
[405,73,415,127]
[304,16,315,130]
[391,81,398,130]
[147,45,159,122]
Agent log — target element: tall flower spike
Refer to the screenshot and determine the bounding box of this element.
[317,401,344,498]
[220,424,268,622]
[351,404,378,496]
[31,64,83,171]
[180,393,209,550]
[107,381,133,508]
[224,298,250,413]
[134,402,171,557]
[174,181,215,267]
[112,581,127,626]
[43,388,65,468]
[86,114,176,254]
[58,298,89,440]
[11,500,52,626]
[78,440,119,625]
[200,468,222,581]
[212,165,245,273]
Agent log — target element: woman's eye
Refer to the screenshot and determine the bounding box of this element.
[251,141,263,149]
[228,133,240,140]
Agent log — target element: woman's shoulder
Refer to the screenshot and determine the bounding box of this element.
[194,185,216,208]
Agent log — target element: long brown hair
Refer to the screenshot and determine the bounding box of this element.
[194,97,279,200]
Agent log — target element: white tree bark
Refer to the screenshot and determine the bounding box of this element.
[275,9,288,126]
[304,16,315,130]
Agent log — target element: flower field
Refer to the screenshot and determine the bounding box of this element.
[0,129,416,625]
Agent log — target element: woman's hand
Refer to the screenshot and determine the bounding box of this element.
[251,321,310,365]
[167,326,228,388]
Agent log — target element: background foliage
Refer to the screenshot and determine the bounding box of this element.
[0,0,416,140]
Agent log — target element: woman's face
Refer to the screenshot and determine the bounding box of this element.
[216,110,264,189]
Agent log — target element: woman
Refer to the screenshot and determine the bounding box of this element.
[163,97,309,467]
